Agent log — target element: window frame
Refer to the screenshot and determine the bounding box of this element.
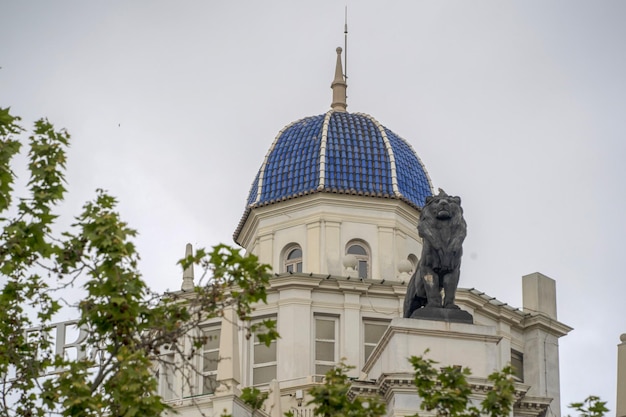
[157,347,178,401]
[511,349,524,382]
[200,326,221,395]
[362,319,390,365]
[251,316,278,386]
[283,244,303,273]
[314,315,339,376]
[407,254,419,274]
[346,240,370,279]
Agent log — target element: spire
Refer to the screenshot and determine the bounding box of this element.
[181,243,194,291]
[331,47,347,112]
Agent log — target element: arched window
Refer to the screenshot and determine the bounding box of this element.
[346,241,370,279]
[284,245,303,273]
[408,254,419,274]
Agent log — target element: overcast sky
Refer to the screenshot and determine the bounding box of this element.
[1,1,625,412]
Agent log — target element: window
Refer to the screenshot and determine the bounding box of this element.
[201,327,220,395]
[408,254,419,274]
[346,242,370,279]
[511,349,524,381]
[157,349,177,400]
[284,245,303,273]
[252,318,277,385]
[363,320,390,363]
[315,316,338,375]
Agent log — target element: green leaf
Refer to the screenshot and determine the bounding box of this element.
[307,362,386,417]
[568,396,609,417]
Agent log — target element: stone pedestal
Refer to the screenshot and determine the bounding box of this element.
[364,318,501,381]
[410,307,473,324]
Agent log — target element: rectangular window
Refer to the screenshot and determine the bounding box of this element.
[202,327,220,395]
[357,260,368,279]
[315,316,338,375]
[363,320,389,363]
[158,351,177,400]
[252,318,277,385]
[511,349,524,381]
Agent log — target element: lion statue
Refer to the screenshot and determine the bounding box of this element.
[403,190,467,318]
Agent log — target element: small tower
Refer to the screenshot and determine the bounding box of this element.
[181,243,194,291]
[331,47,347,112]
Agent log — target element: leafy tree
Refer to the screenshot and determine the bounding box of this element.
[240,387,269,413]
[409,351,515,417]
[303,363,386,417]
[0,107,276,416]
[567,396,609,417]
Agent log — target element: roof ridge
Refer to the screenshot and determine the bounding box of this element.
[317,110,334,190]
[357,112,401,198]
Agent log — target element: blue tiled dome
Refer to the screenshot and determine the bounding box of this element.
[245,110,433,210]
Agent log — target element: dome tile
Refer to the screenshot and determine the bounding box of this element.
[238,110,433,241]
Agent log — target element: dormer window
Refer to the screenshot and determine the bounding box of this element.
[346,241,370,279]
[408,254,419,274]
[284,245,303,273]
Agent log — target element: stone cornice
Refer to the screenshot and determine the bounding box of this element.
[237,193,421,248]
[456,289,526,326]
[266,277,574,337]
[267,273,407,297]
[268,275,323,291]
[522,314,573,337]
[515,396,553,417]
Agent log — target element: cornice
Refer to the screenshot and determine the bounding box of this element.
[262,275,571,338]
[267,273,408,296]
[237,193,422,247]
[522,314,573,337]
[268,275,323,291]
[455,289,526,327]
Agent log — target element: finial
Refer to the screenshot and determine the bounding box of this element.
[331,47,347,112]
[344,6,348,82]
[181,243,195,291]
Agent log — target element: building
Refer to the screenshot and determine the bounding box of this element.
[162,47,572,417]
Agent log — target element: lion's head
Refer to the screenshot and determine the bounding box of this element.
[421,190,464,222]
[417,189,467,255]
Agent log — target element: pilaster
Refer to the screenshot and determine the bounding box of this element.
[342,292,362,377]
[258,233,274,268]
[306,221,321,273]
[377,226,395,280]
[325,221,342,276]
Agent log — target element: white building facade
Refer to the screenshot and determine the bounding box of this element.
[163,48,572,417]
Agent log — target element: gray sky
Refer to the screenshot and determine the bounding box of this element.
[1,1,625,412]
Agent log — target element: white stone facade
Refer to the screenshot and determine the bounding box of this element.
[164,192,572,417]
[164,46,572,417]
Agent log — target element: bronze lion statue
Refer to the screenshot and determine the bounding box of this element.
[403,190,467,318]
